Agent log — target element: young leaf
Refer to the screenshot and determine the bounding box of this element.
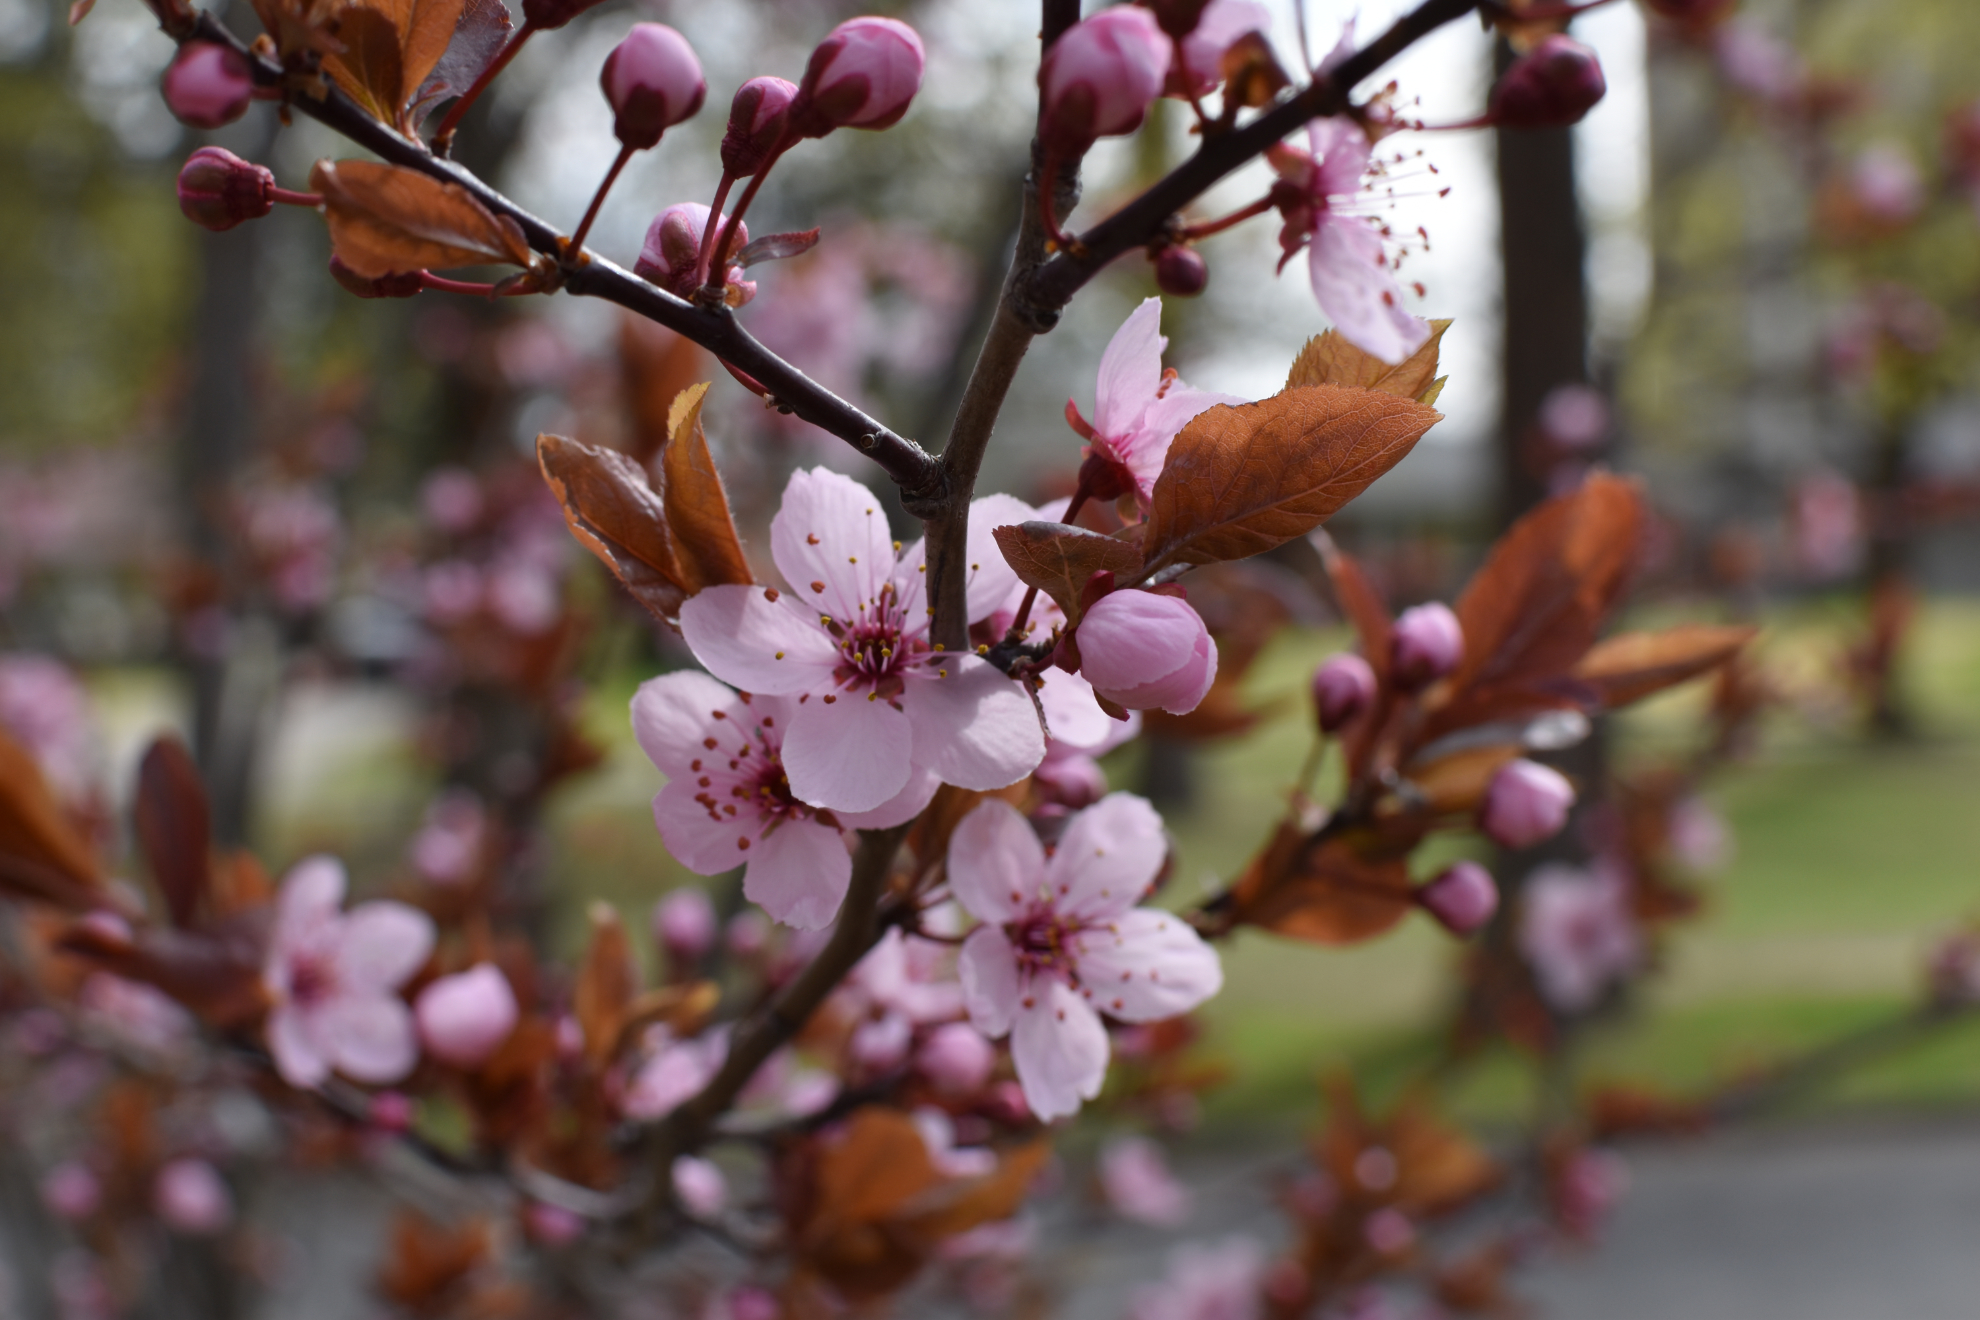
[134,737,211,929]
[990,521,1141,624]
[1572,623,1758,709]
[0,729,100,909]
[1140,386,1440,573]
[1287,319,1453,403]
[395,0,472,118]
[321,5,407,123]
[406,0,512,128]
[1230,826,1414,945]
[310,158,537,279]
[1312,531,1391,682]
[660,382,754,593]
[619,317,704,466]
[538,433,690,626]
[735,228,823,268]
[573,902,636,1064]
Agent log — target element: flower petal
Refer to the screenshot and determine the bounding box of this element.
[1311,116,1374,198]
[1047,792,1168,922]
[836,763,941,830]
[948,797,1047,924]
[1035,668,1113,749]
[1010,978,1109,1121]
[266,1006,330,1088]
[679,584,839,695]
[958,924,1021,1038]
[1122,384,1247,498]
[904,656,1046,791]
[1104,626,1219,715]
[1072,906,1223,1021]
[769,467,897,625]
[744,818,853,930]
[319,995,420,1084]
[652,778,762,874]
[631,670,747,779]
[274,855,346,952]
[964,493,1036,622]
[782,689,913,812]
[336,901,435,991]
[1308,214,1432,367]
[1093,297,1167,440]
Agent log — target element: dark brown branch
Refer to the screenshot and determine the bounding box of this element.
[1705,1001,1970,1125]
[183,11,942,501]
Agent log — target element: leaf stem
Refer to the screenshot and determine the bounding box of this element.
[569,142,635,256]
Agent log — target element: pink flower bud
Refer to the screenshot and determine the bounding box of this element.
[1311,653,1377,732]
[414,964,520,1068]
[1076,590,1218,715]
[524,1200,586,1244]
[635,203,753,302]
[789,17,925,138]
[177,146,273,233]
[1389,602,1463,690]
[368,1091,415,1132]
[1362,1206,1415,1255]
[671,1155,728,1217]
[1417,860,1499,935]
[722,76,799,177]
[1490,35,1607,130]
[1556,1147,1627,1237]
[917,1021,996,1095]
[654,887,716,966]
[1039,7,1172,157]
[1152,244,1208,296]
[1099,1136,1190,1226]
[850,1011,913,1071]
[162,42,254,129]
[154,1158,232,1235]
[725,1287,781,1320]
[601,23,706,151]
[40,1163,101,1221]
[727,909,770,960]
[1479,759,1575,850]
[1032,746,1109,809]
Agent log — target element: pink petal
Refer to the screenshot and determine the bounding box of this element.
[319,995,420,1083]
[652,778,764,874]
[782,688,913,812]
[1073,907,1223,1021]
[964,493,1036,622]
[947,798,1046,924]
[1105,627,1219,715]
[1048,792,1168,922]
[958,924,1022,1037]
[1308,215,1432,367]
[903,656,1045,790]
[631,670,747,779]
[265,1005,330,1088]
[274,855,346,951]
[1078,591,1199,691]
[1123,385,1247,498]
[1311,116,1373,198]
[1093,297,1167,440]
[836,764,941,830]
[1010,978,1109,1121]
[679,584,839,695]
[769,467,897,625]
[743,817,854,930]
[1036,668,1112,748]
[335,901,435,991]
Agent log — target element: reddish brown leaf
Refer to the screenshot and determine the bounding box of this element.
[1286,318,1452,405]
[618,317,704,466]
[1141,386,1441,572]
[538,433,690,625]
[394,0,471,117]
[1572,623,1758,709]
[310,158,536,279]
[377,1212,492,1308]
[991,521,1142,624]
[0,729,99,909]
[660,383,753,594]
[810,1107,942,1226]
[406,0,512,128]
[572,902,635,1065]
[1402,745,1522,816]
[134,737,210,928]
[1231,828,1415,946]
[321,5,407,123]
[57,912,268,1026]
[899,1139,1049,1239]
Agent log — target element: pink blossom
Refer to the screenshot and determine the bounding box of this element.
[791,17,925,136]
[913,1107,997,1178]
[1556,1146,1628,1238]
[262,856,434,1088]
[0,654,96,804]
[1311,653,1376,733]
[78,972,195,1056]
[419,467,483,533]
[623,1027,727,1120]
[524,1200,586,1245]
[414,964,519,1068]
[1100,1135,1190,1225]
[1668,797,1732,872]
[601,24,706,151]
[1363,1206,1415,1255]
[40,1163,101,1221]
[1173,0,1273,98]
[1478,759,1575,850]
[1791,470,1863,580]
[917,1020,997,1095]
[1849,143,1925,224]
[154,1158,233,1235]
[1267,122,1432,365]
[1066,298,1244,507]
[672,1155,728,1217]
[1039,7,1172,156]
[176,145,273,232]
[1417,861,1498,936]
[408,787,486,884]
[1129,1236,1266,1320]
[722,76,799,177]
[654,887,717,965]
[636,203,752,303]
[1077,590,1219,716]
[632,671,938,929]
[1488,35,1607,129]
[1714,21,1800,103]
[1518,862,1641,1012]
[1389,601,1463,689]
[677,469,1046,817]
[1538,384,1610,450]
[951,794,1221,1121]
[162,43,253,129]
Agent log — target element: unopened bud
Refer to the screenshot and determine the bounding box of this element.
[1479,758,1575,850]
[917,1021,997,1095]
[789,16,925,138]
[1389,602,1464,690]
[601,23,706,151]
[1152,243,1208,296]
[721,76,798,177]
[153,1158,233,1235]
[653,887,716,966]
[1311,653,1377,732]
[177,146,272,233]
[328,255,424,299]
[635,203,752,302]
[40,1163,101,1221]
[671,1155,728,1217]
[1490,35,1607,129]
[414,964,520,1068]
[1417,860,1499,935]
[162,42,254,129]
[1039,7,1172,157]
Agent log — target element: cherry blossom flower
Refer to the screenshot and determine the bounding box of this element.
[678,469,1045,817]
[154,1158,233,1235]
[1129,1236,1266,1320]
[632,670,939,929]
[623,1027,727,1121]
[0,654,96,804]
[1267,121,1432,365]
[1173,0,1274,97]
[1517,861,1642,1012]
[672,1155,728,1217]
[413,964,520,1068]
[951,794,1221,1120]
[261,856,435,1089]
[1076,589,1218,715]
[1100,1134,1191,1225]
[1065,298,1243,507]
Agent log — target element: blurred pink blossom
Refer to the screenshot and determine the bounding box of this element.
[154,1158,233,1235]
[1077,589,1219,716]
[1129,1236,1266,1320]
[671,1155,728,1217]
[1100,1135,1190,1225]
[409,788,488,885]
[1518,861,1642,1012]
[414,964,520,1068]
[40,1163,101,1222]
[0,655,96,803]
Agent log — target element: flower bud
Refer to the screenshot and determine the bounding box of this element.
[1490,35,1607,130]
[1389,602,1463,690]
[789,17,925,138]
[1032,746,1109,809]
[1311,653,1377,732]
[414,964,520,1068]
[1416,860,1499,936]
[917,1022,996,1095]
[721,76,799,177]
[1077,590,1219,715]
[329,255,424,299]
[177,146,273,233]
[1479,758,1575,850]
[635,203,754,302]
[154,1158,232,1235]
[524,1200,586,1245]
[368,1091,415,1132]
[671,1155,728,1217]
[1152,243,1208,296]
[601,23,706,151]
[1039,7,1172,157]
[40,1163,101,1221]
[162,42,254,129]
[654,887,716,967]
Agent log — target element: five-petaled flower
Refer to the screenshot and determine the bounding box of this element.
[262,856,435,1089]
[1266,120,1433,366]
[1518,861,1642,1012]
[679,468,1045,815]
[951,794,1222,1120]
